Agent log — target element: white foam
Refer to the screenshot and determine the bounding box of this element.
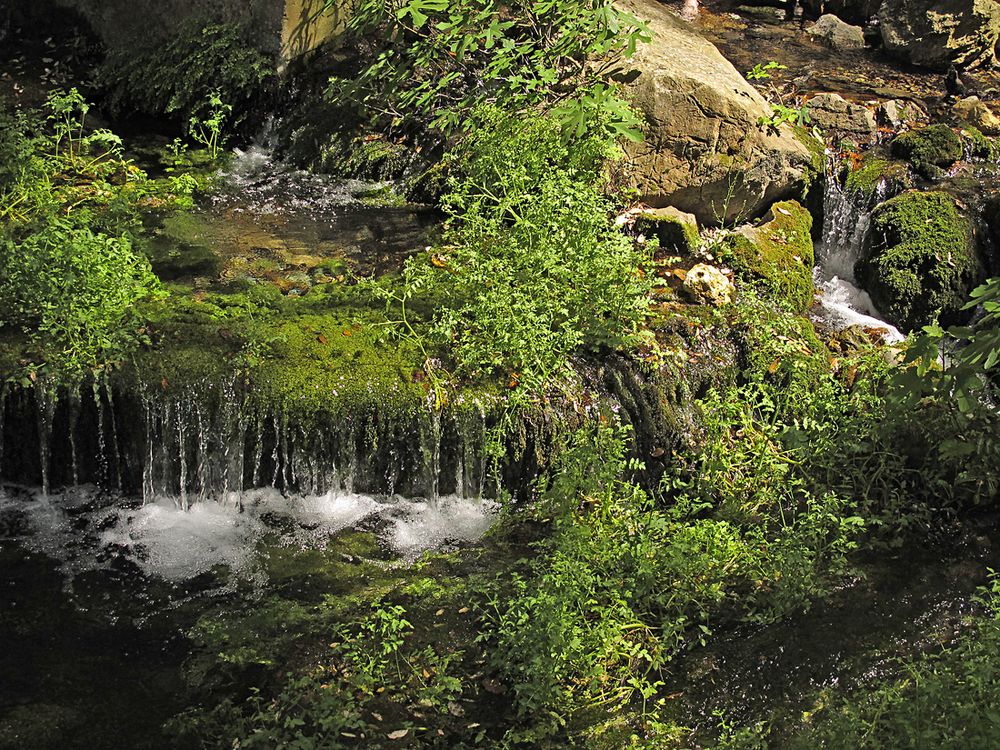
[815,276,905,343]
[0,486,499,585]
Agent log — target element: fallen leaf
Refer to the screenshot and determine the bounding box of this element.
[318,334,328,344]
[342,329,352,337]
[387,729,409,740]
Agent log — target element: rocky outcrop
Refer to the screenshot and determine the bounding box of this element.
[809,14,866,51]
[617,0,819,226]
[953,97,1000,136]
[878,0,1000,70]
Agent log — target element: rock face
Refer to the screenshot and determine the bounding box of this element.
[878,0,1000,70]
[617,0,819,226]
[716,200,815,312]
[807,93,877,143]
[809,14,866,51]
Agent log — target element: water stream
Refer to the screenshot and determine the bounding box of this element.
[812,175,904,342]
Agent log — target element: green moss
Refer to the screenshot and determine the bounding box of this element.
[844,155,913,204]
[961,126,1000,161]
[716,200,815,313]
[794,126,827,191]
[858,190,982,330]
[890,125,963,179]
[635,207,700,253]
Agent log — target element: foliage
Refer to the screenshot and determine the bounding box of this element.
[370,107,650,396]
[784,574,1000,749]
[97,21,276,134]
[484,417,866,744]
[325,0,649,144]
[0,93,190,383]
[187,91,231,160]
[888,277,1000,506]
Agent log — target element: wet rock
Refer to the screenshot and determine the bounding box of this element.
[844,154,915,205]
[952,96,1000,136]
[682,263,734,305]
[877,99,927,129]
[809,14,865,51]
[616,0,818,226]
[736,5,787,22]
[716,199,815,312]
[635,206,700,253]
[879,0,1000,70]
[890,124,963,178]
[857,190,982,330]
[807,93,877,143]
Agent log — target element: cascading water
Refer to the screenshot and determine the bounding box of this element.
[813,177,904,341]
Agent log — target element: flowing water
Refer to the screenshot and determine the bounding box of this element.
[812,177,904,342]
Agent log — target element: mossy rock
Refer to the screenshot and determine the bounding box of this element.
[844,155,914,205]
[635,206,700,253]
[857,190,982,330]
[716,200,815,313]
[890,125,962,179]
[961,127,1000,162]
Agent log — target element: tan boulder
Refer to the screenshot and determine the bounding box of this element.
[616,0,820,226]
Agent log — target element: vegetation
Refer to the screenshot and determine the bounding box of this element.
[858,190,981,331]
[889,124,963,179]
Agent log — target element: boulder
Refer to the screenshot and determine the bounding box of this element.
[857,190,981,330]
[683,263,735,305]
[952,96,1000,136]
[876,98,927,129]
[715,199,815,311]
[635,206,701,253]
[801,0,880,25]
[807,93,877,143]
[616,0,819,226]
[809,14,866,51]
[889,124,963,178]
[878,0,1000,70]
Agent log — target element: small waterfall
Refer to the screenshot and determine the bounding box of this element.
[813,178,904,341]
[35,384,56,497]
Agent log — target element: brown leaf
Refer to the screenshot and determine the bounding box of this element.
[650,447,666,458]
[767,359,781,375]
[317,334,328,344]
[431,254,449,269]
[342,329,352,337]
[387,729,409,740]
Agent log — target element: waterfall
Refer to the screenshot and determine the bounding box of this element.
[813,178,904,342]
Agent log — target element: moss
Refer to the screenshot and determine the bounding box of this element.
[890,125,963,179]
[794,126,827,190]
[961,126,1000,161]
[635,207,700,253]
[716,200,815,313]
[858,190,982,330]
[844,155,913,205]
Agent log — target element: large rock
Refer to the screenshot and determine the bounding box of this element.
[801,0,880,25]
[953,96,1000,136]
[878,0,1000,70]
[617,0,819,226]
[809,14,866,51]
[807,93,877,143]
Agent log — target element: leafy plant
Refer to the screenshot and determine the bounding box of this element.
[325,0,650,144]
[188,91,231,160]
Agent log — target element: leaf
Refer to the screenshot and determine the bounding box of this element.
[388,729,409,740]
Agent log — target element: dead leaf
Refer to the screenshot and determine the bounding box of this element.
[317,334,328,344]
[767,359,781,375]
[342,329,352,337]
[387,729,409,740]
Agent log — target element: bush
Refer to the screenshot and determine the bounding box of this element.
[0,219,161,376]
[375,107,650,393]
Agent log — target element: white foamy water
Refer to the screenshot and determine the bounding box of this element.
[813,178,904,343]
[0,486,499,585]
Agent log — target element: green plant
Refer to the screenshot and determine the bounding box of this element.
[325,0,650,143]
[371,107,650,398]
[188,91,231,160]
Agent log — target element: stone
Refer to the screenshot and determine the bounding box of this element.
[716,199,815,312]
[809,14,866,51]
[683,263,734,305]
[616,0,818,227]
[879,0,1000,70]
[876,98,927,129]
[736,5,788,22]
[890,124,963,178]
[857,190,981,330]
[952,96,1000,136]
[801,0,880,25]
[806,93,877,143]
[635,206,700,253]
